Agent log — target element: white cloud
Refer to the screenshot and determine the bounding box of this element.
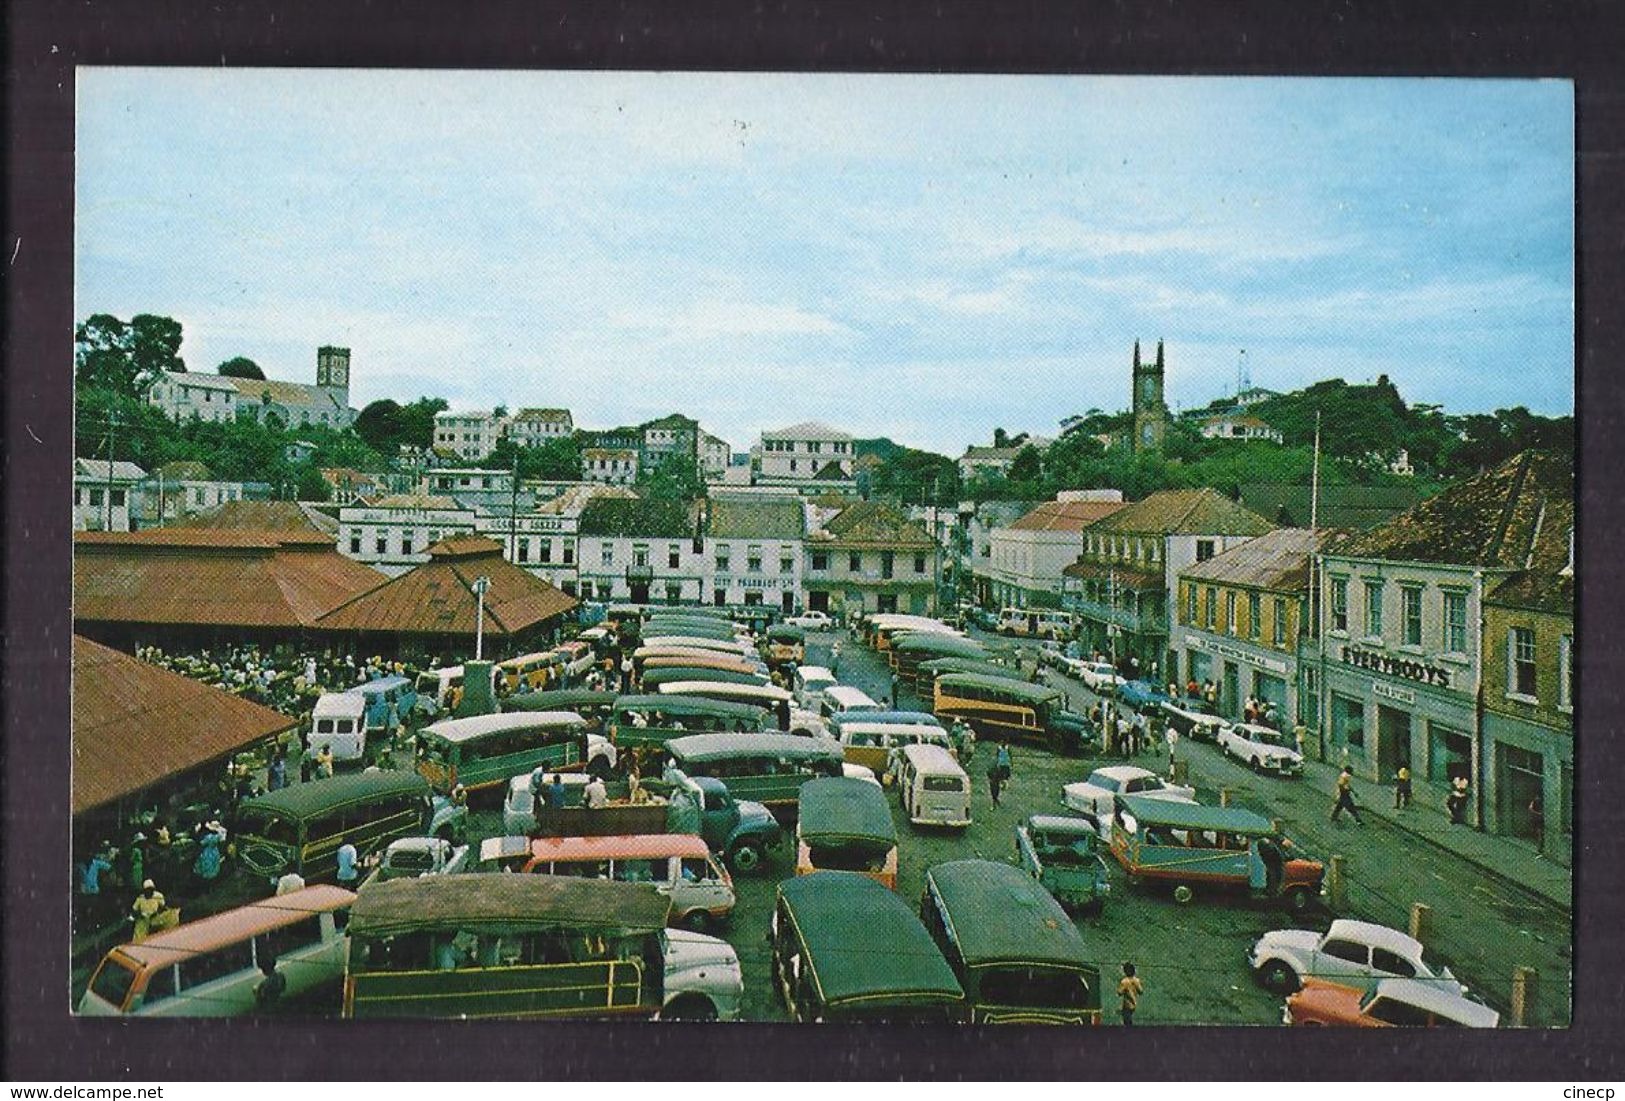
[609,300,854,342]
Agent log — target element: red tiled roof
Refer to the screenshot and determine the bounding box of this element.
[317,539,577,637]
[74,531,385,629]
[73,636,296,815]
[1010,499,1128,532]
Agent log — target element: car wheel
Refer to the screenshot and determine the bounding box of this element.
[728,840,764,875]
[662,995,718,1022]
[678,909,711,934]
[1173,884,1194,904]
[1259,959,1300,994]
[1285,886,1314,914]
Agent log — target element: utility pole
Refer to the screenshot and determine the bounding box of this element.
[1311,410,1327,761]
[508,451,520,564]
[104,409,120,531]
[472,576,491,661]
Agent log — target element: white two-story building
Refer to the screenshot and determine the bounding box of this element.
[755,422,854,483]
[337,495,480,577]
[575,498,706,606]
[704,495,807,613]
[73,458,148,532]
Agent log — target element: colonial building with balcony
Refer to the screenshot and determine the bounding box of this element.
[337,494,480,577]
[704,494,807,613]
[575,497,706,605]
[1313,451,1571,822]
[1172,527,1333,726]
[979,492,1127,612]
[1062,488,1274,676]
[803,501,938,617]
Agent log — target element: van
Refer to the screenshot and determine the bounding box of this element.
[791,665,839,710]
[820,685,883,720]
[894,742,972,829]
[997,607,1069,638]
[79,886,355,1017]
[347,675,417,733]
[836,720,953,777]
[308,693,368,763]
[519,834,736,932]
[498,652,560,694]
[233,771,442,883]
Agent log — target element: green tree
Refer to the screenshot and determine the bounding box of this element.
[354,399,407,453]
[1009,444,1042,482]
[397,396,449,450]
[638,455,704,501]
[217,356,266,380]
[75,315,134,392]
[295,463,332,502]
[128,314,186,385]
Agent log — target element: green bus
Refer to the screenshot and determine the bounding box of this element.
[914,656,1026,696]
[920,859,1102,1025]
[609,694,768,749]
[643,618,743,641]
[639,667,769,692]
[417,711,595,793]
[234,771,438,883]
[772,871,965,1023]
[344,875,674,1020]
[889,633,988,682]
[665,733,844,815]
[933,673,1092,754]
[502,689,619,729]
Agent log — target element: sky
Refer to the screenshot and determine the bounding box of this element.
[75,71,1574,456]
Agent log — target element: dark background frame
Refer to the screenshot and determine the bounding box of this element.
[6,0,1622,1080]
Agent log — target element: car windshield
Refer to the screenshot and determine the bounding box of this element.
[1253,728,1291,748]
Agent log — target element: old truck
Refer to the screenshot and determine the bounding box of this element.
[500,769,784,875]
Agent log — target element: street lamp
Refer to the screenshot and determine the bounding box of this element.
[472,576,491,660]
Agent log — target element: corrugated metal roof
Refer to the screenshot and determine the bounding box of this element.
[1239,483,1427,532]
[1333,451,1571,569]
[761,421,852,441]
[172,500,339,537]
[816,501,936,549]
[1010,499,1128,532]
[316,540,576,637]
[74,531,384,628]
[578,498,694,538]
[75,458,148,481]
[708,497,806,539]
[72,635,296,815]
[1179,527,1333,591]
[1084,488,1275,538]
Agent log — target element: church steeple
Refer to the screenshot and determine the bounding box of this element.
[1156,340,1164,370]
[1133,340,1141,370]
[1131,338,1168,454]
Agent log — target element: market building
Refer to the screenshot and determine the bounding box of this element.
[73,458,148,532]
[1061,488,1274,675]
[803,501,938,617]
[73,527,385,652]
[314,535,577,661]
[705,494,807,612]
[1172,527,1334,724]
[1312,451,1572,825]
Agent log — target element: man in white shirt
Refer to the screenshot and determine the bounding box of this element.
[584,774,609,810]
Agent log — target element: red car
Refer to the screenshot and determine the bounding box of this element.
[1284,977,1499,1028]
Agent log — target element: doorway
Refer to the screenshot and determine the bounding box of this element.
[1376,705,1413,777]
[1496,743,1544,842]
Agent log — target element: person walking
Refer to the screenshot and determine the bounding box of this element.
[1393,765,1412,809]
[889,671,900,708]
[316,744,335,779]
[267,748,288,792]
[620,653,634,694]
[130,880,167,944]
[1117,962,1144,1027]
[830,640,842,677]
[988,740,1013,806]
[335,836,360,889]
[1165,724,1180,778]
[1528,796,1546,855]
[1330,767,1363,825]
[1293,721,1308,760]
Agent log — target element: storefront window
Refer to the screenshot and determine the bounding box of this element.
[1331,693,1365,751]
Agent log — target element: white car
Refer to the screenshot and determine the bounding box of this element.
[783,611,834,630]
[1218,722,1304,776]
[1160,699,1231,742]
[370,836,472,883]
[1062,765,1196,833]
[1077,661,1125,694]
[1252,919,1466,997]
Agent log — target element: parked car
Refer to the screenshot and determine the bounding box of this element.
[1219,722,1304,776]
[1284,977,1498,1028]
[783,610,834,630]
[1160,698,1230,742]
[1038,642,1070,671]
[1062,765,1196,832]
[1118,680,1171,713]
[1015,814,1111,915]
[1250,919,1464,995]
[1077,661,1125,694]
[368,836,471,884]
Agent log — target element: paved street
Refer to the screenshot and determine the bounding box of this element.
[718,628,1571,1026]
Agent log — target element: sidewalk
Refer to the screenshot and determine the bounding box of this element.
[1301,756,1572,911]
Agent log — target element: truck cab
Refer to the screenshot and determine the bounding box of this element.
[671,771,784,875]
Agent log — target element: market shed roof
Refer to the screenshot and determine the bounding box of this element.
[72,635,297,815]
[316,536,576,637]
[74,529,384,629]
[171,499,340,537]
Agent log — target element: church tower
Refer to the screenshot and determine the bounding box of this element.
[1131,339,1168,453]
[316,345,351,405]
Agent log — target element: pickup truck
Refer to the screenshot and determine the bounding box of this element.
[366,836,471,884]
[504,769,784,874]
